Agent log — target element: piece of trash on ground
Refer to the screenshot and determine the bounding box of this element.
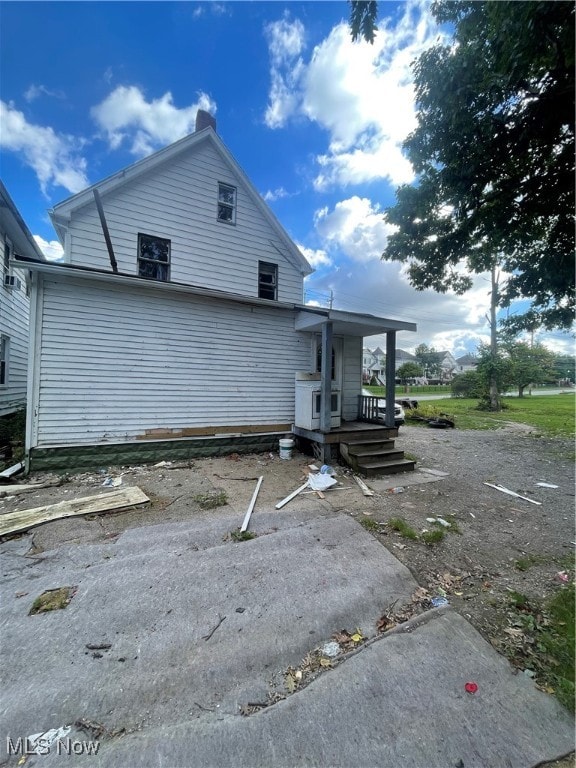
[320,465,336,476]
[25,726,71,754]
[435,517,451,528]
[483,482,541,505]
[320,641,341,658]
[464,682,478,694]
[556,571,569,583]
[102,476,123,487]
[431,596,449,608]
[388,487,404,494]
[536,482,558,488]
[29,586,77,615]
[307,473,337,492]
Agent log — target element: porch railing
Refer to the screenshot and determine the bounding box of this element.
[358,394,382,423]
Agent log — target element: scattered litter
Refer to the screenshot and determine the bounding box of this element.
[523,669,536,679]
[85,643,112,650]
[320,641,341,658]
[435,517,451,528]
[352,475,375,497]
[0,481,60,498]
[320,465,336,476]
[29,586,77,615]
[392,543,406,550]
[483,482,542,505]
[15,591,28,598]
[469,512,476,518]
[240,476,263,533]
[307,474,337,492]
[464,682,478,694]
[24,726,71,755]
[431,596,449,608]
[153,461,173,468]
[426,517,437,523]
[308,464,319,472]
[388,487,404,494]
[556,571,569,583]
[102,476,123,487]
[0,486,150,537]
[536,482,558,488]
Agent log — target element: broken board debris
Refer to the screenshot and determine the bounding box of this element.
[352,475,375,496]
[483,482,541,505]
[0,486,150,537]
[240,476,263,532]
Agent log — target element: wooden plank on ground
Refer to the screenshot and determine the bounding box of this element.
[353,475,375,497]
[0,482,61,498]
[0,487,150,538]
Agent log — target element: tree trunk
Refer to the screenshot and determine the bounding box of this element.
[488,266,501,411]
[518,385,525,398]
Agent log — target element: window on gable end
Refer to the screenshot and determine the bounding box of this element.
[258,261,278,301]
[137,233,170,281]
[217,183,236,224]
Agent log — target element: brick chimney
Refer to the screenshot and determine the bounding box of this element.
[195,110,216,132]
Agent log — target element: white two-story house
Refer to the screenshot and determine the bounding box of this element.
[18,112,416,471]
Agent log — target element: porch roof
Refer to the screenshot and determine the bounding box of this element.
[294,308,416,337]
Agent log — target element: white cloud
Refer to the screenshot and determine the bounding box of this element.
[0,101,89,194]
[24,84,65,103]
[264,0,443,187]
[263,186,289,202]
[264,16,306,128]
[91,86,217,156]
[297,243,331,269]
[33,235,64,261]
[314,196,396,263]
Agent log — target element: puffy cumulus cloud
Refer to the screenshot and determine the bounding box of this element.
[0,101,89,194]
[264,16,306,129]
[314,196,396,263]
[34,235,64,261]
[297,243,331,269]
[264,0,442,187]
[91,86,217,156]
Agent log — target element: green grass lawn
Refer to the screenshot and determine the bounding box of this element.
[406,394,575,437]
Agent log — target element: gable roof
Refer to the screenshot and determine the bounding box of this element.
[456,354,478,365]
[0,181,45,261]
[396,348,416,361]
[49,126,313,276]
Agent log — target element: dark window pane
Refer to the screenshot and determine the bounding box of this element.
[218,186,235,205]
[218,204,234,222]
[140,235,169,262]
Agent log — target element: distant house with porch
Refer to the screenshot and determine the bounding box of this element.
[455,354,479,373]
[18,112,417,472]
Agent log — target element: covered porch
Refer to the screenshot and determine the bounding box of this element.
[293,307,416,467]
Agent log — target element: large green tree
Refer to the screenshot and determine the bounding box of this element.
[351,1,575,332]
[504,342,556,397]
[414,344,443,379]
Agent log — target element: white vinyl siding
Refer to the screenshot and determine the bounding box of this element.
[65,142,304,303]
[342,336,362,421]
[0,262,29,415]
[34,277,311,446]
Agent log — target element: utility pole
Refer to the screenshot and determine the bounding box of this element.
[329,290,334,310]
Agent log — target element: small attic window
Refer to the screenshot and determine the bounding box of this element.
[138,234,170,281]
[258,261,277,300]
[217,183,236,224]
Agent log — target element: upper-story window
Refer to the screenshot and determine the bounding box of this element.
[258,261,278,300]
[0,335,8,386]
[138,233,170,281]
[217,183,236,224]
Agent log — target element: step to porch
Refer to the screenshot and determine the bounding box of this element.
[340,436,416,477]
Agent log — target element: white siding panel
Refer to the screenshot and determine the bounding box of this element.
[0,263,30,415]
[36,278,311,446]
[67,142,305,303]
[342,336,362,421]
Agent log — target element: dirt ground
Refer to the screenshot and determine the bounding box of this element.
[1,423,574,763]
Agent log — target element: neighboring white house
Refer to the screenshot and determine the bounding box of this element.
[0,181,44,418]
[362,346,386,383]
[18,112,416,470]
[455,354,479,373]
[439,350,457,381]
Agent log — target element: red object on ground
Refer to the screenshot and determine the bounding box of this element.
[465,682,478,694]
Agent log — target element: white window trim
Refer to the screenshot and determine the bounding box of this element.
[217,183,237,225]
[0,335,9,387]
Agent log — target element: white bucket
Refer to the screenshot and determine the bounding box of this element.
[279,438,295,460]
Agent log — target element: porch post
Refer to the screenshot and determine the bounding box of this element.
[320,321,333,434]
[385,331,396,428]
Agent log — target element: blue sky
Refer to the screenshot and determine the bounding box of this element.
[0,1,571,356]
